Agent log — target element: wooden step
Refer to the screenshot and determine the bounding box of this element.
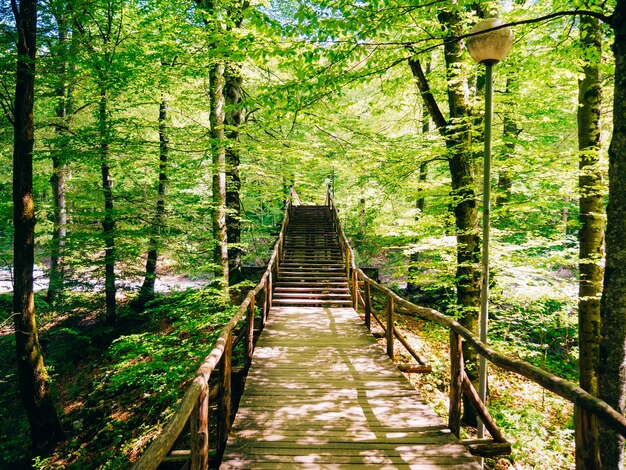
[279,270,346,277]
[282,258,344,263]
[275,282,349,288]
[279,268,345,273]
[274,287,349,293]
[280,263,345,268]
[271,298,354,306]
[273,292,352,299]
[278,276,346,282]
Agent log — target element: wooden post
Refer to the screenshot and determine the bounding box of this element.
[261,286,267,327]
[352,270,358,310]
[190,380,209,470]
[449,331,463,438]
[575,405,601,469]
[364,281,371,330]
[345,247,351,281]
[218,332,232,455]
[267,270,273,310]
[386,294,394,359]
[246,296,255,364]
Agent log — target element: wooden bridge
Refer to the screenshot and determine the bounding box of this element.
[134,188,626,470]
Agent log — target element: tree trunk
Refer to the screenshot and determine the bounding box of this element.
[576,12,604,469]
[99,87,116,321]
[408,109,429,296]
[12,0,64,454]
[47,14,69,305]
[138,97,169,305]
[225,65,243,285]
[439,9,481,427]
[210,61,229,293]
[415,162,428,217]
[496,77,519,207]
[599,2,626,467]
[409,7,481,426]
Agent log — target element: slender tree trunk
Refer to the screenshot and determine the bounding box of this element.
[576,13,604,469]
[415,162,428,217]
[210,62,229,292]
[416,62,431,218]
[225,65,243,285]
[12,0,63,454]
[99,87,116,321]
[408,108,429,296]
[138,97,169,305]
[599,2,626,467]
[496,77,519,207]
[47,15,69,304]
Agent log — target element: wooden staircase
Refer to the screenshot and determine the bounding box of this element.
[273,205,353,307]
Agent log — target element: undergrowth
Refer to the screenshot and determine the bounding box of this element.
[0,287,237,469]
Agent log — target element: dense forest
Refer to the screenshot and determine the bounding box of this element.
[2,0,626,468]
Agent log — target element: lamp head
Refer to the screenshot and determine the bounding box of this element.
[466,17,513,65]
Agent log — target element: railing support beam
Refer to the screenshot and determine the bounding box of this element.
[449,331,463,438]
[364,281,371,330]
[386,294,394,359]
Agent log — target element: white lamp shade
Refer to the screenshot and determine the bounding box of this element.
[466,18,513,64]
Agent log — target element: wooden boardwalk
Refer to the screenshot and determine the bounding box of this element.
[221,306,481,469]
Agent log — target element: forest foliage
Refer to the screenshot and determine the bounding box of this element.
[1,0,625,468]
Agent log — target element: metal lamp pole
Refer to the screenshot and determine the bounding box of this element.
[478,59,494,440]
[466,17,513,441]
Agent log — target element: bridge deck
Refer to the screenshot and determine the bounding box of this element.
[221,306,481,469]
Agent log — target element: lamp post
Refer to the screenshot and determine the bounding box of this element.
[466,17,513,441]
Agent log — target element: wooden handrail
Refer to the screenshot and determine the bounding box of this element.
[325,184,626,451]
[133,188,300,470]
[356,268,626,437]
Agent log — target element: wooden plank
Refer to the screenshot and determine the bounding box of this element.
[221,306,481,469]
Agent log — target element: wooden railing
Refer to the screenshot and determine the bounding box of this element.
[326,187,626,460]
[133,191,298,470]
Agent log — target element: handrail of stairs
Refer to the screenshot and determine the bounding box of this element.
[325,185,626,459]
[133,188,300,470]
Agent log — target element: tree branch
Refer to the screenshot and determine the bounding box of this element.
[407,56,447,134]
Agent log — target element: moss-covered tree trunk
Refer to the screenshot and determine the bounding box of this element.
[409,6,481,426]
[575,12,604,469]
[210,61,230,292]
[138,97,169,305]
[11,0,64,454]
[599,2,626,467]
[225,65,243,285]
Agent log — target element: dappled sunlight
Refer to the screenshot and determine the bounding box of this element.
[222,306,480,468]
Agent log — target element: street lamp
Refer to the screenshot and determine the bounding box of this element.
[466,17,513,441]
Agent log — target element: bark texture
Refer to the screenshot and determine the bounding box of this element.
[12,0,64,453]
[225,65,243,285]
[210,61,230,291]
[576,12,604,469]
[599,2,626,467]
[139,98,169,304]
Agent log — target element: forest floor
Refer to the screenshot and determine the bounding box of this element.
[2,282,576,469]
[380,312,575,469]
[0,286,245,469]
